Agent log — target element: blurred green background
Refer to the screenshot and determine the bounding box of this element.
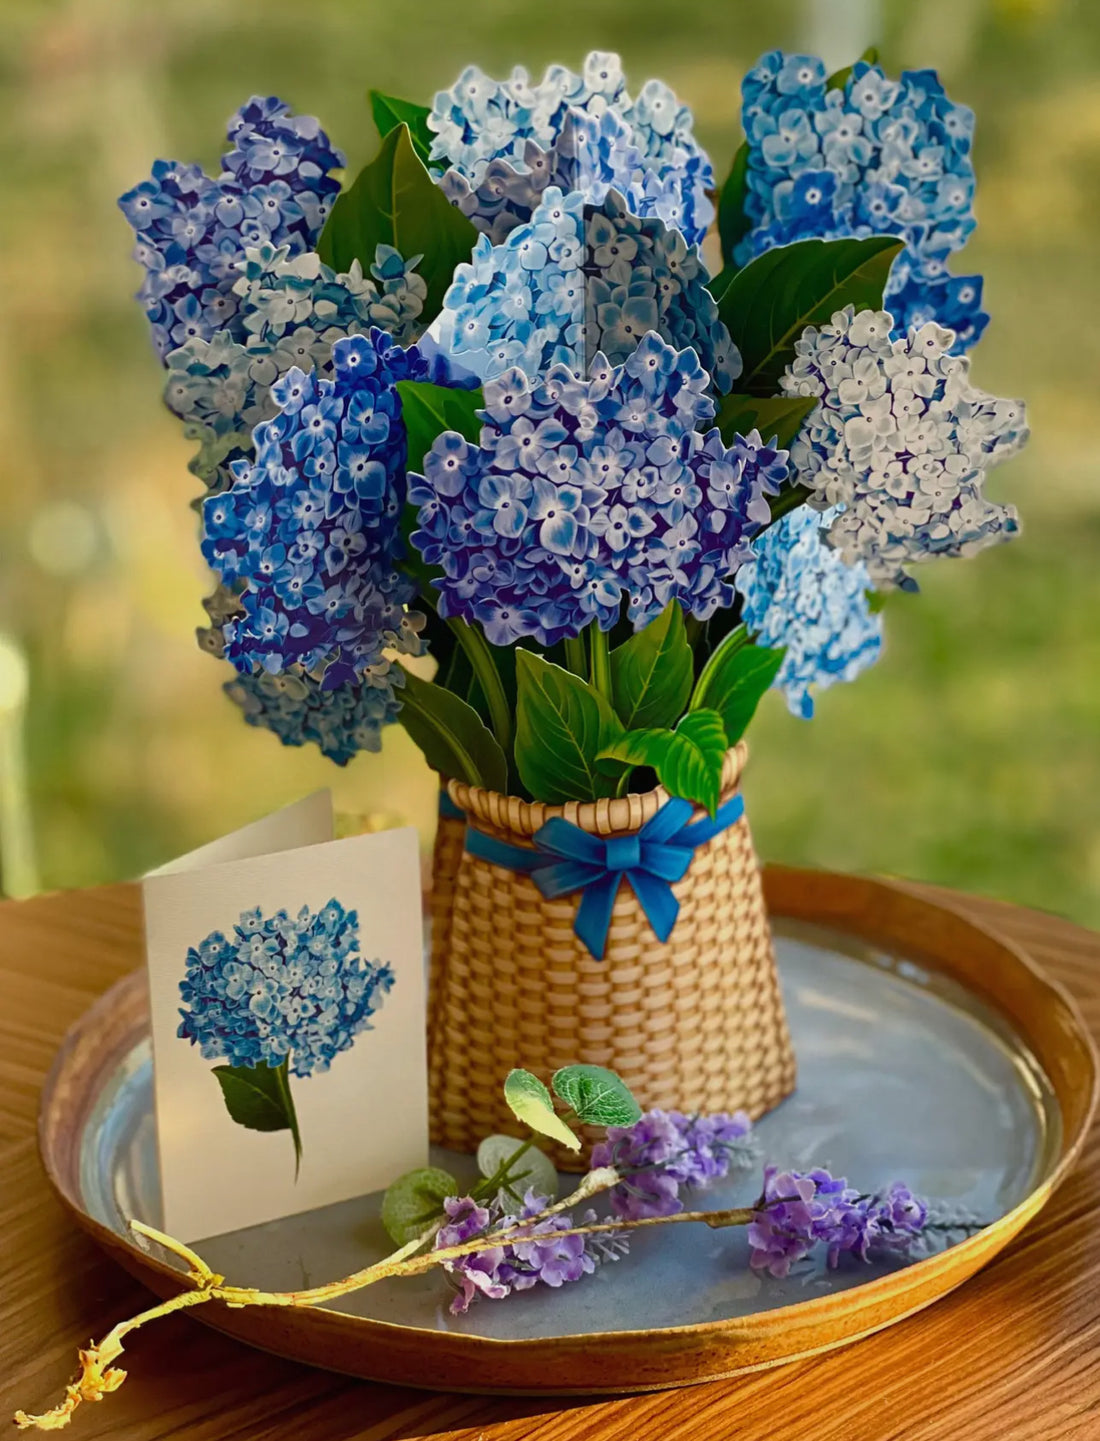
[0,0,1097,922]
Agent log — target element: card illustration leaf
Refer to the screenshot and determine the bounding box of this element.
[212,1058,302,1176]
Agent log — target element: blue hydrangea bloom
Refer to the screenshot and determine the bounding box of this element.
[409,333,784,645]
[119,96,345,361]
[433,187,738,391]
[782,306,1027,588]
[164,241,427,490]
[734,505,883,718]
[201,330,428,685]
[429,51,714,249]
[177,899,394,1077]
[223,664,405,764]
[736,53,988,351]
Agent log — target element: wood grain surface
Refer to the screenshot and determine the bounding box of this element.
[3,878,1100,1441]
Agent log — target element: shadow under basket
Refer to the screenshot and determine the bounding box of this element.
[426,742,796,1169]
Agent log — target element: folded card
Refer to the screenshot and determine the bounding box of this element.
[143,793,427,1243]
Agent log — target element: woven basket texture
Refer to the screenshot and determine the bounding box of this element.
[427,743,797,1169]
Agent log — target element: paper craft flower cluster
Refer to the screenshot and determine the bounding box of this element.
[783,306,1025,588]
[118,47,1028,784]
[409,334,784,645]
[201,330,427,689]
[738,53,987,349]
[433,187,737,388]
[430,51,715,248]
[119,97,345,361]
[177,899,394,1078]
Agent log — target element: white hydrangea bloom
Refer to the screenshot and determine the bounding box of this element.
[782,305,1027,587]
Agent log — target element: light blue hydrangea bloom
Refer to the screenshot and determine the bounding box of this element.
[119,96,345,361]
[409,333,786,645]
[433,187,737,390]
[164,241,426,490]
[735,505,883,718]
[429,51,714,248]
[201,330,428,687]
[177,899,394,1076]
[737,53,987,350]
[782,306,1027,588]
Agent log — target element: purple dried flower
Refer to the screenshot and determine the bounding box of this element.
[747,1165,832,1278]
[591,1108,755,1220]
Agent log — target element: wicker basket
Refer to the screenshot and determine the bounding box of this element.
[427,743,796,1168]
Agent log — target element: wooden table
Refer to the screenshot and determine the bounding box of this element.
[2,880,1099,1441]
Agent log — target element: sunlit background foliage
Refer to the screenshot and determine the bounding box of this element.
[0,0,1096,923]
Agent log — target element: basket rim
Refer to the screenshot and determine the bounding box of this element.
[448,740,748,839]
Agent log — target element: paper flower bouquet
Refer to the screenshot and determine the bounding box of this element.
[120,47,1028,1158]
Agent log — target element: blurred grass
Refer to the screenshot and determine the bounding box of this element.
[0,0,1097,924]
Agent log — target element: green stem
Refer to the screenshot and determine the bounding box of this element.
[273,1060,302,1180]
[588,625,612,703]
[684,616,703,651]
[446,618,512,755]
[690,623,749,711]
[563,634,587,678]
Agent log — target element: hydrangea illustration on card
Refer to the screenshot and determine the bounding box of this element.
[177,899,395,1173]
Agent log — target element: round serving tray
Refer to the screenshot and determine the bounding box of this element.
[39,868,1097,1395]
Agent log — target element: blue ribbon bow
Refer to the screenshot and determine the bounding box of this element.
[464,792,745,962]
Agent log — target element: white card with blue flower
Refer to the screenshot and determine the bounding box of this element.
[143,794,427,1243]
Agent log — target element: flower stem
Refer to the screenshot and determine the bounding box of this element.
[563,634,587,678]
[445,616,512,755]
[588,625,612,703]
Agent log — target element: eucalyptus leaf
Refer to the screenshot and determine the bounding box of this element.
[368,89,434,166]
[396,379,483,478]
[514,650,623,804]
[716,140,750,271]
[212,1059,301,1175]
[476,1134,559,1206]
[714,393,817,452]
[609,601,693,731]
[598,708,729,816]
[691,633,785,744]
[502,1068,581,1152]
[316,124,477,327]
[380,1166,459,1245]
[396,663,509,791]
[716,235,903,395]
[552,1064,642,1128]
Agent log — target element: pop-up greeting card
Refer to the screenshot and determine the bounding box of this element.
[143,796,427,1242]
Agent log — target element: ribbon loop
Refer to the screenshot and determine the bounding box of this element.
[463,792,745,962]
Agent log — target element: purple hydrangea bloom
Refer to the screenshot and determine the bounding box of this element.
[119,96,345,361]
[591,1108,755,1220]
[410,334,781,645]
[736,52,987,351]
[201,330,429,687]
[435,1189,597,1315]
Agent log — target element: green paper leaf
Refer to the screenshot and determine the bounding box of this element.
[552,1064,642,1128]
[598,708,729,816]
[396,663,509,791]
[503,1068,581,1152]
[514,650,623,804]
[714,393,817,452]
[826,46,880,93]
[609,601,693,732]
[396,379,483,477]
[316,124,477,327]
[716,235,904,395]
[212,1059,302,1176]
[476,1135,559,1207]
[716,140,751,270]
[691,631,785,744]
[381,1166,459,1245]
[368,89,434,166]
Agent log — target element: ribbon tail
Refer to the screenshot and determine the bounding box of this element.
[573,873,623,961]
[629,868,681,944]
[531,859,604,900]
